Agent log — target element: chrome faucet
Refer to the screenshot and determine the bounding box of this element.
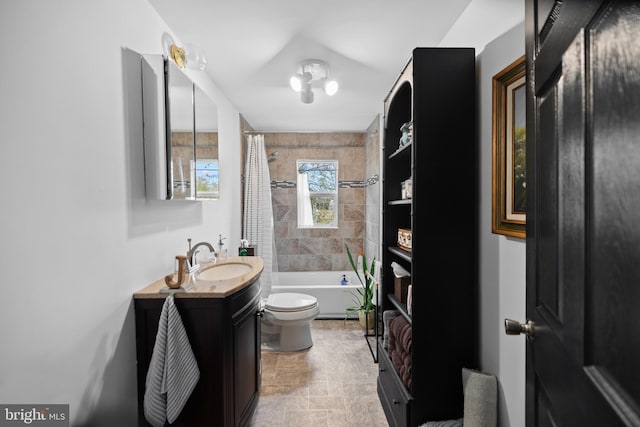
[187,238,216,267]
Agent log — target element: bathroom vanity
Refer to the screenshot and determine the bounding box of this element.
[133,257,263,427]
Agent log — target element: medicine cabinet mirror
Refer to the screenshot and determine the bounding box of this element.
[141,54,219,200]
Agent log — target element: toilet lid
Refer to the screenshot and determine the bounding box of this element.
[265,293,318,312]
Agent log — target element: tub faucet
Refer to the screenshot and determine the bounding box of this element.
[187,239,216,267]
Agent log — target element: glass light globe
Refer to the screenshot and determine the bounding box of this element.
[184,43,207,71]
[324,80,339,96]
[290,75,303,92]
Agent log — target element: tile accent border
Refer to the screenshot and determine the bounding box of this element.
[271,180,296,188]
[366,174,379,186]
[339,180,365,188]
[271,179,376,189]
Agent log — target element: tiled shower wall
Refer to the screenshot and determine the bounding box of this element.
[264,132,366,272]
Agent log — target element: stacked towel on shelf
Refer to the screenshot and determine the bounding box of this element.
[388,315,412,389]
[144,295,200,427]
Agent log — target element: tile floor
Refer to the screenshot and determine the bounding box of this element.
[249,319,389,427]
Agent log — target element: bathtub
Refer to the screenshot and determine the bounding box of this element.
[270,271,367,319]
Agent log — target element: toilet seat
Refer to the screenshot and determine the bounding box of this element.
[264,305,320,322]
[265,293,318,312]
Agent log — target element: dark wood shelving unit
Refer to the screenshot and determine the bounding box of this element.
[388,199,412,206]
[378,48,478,427]
[387,294,410,323]
[388,246,412,262]
[388,142,412,159]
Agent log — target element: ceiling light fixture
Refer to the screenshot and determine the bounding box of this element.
[289,59,338,104]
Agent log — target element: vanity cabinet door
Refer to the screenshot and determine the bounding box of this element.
[232,294,261,426]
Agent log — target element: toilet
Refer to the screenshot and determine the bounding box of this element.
[261,293,320,352]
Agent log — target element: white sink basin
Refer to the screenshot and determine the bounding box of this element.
[197,263,252,281]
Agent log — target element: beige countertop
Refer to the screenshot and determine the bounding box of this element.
[133,256,264,299]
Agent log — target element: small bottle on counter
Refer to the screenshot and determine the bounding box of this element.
[341,274,348,286]
[239,239,249,256]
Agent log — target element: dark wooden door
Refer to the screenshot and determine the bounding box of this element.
[525,1,640,425]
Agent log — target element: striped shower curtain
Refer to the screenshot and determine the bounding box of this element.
[243,134,277,298]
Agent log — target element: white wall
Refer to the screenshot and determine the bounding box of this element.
[477,23,526,427]
[0,1,241,425]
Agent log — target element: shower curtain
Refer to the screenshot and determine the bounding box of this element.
[243,134,278,298]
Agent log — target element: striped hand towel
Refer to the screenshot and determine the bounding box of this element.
[144,295,200,427]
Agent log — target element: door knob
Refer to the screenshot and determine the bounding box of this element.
[504,318,534,340]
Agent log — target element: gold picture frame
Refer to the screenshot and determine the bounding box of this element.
[492,55,526,239]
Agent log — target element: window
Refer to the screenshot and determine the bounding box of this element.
[297,160,338,228]
[192,159,219,199]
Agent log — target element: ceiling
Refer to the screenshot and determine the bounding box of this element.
[148,0,524,132]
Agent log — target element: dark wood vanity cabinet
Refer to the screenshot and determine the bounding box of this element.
[231,290,261,425]
[134,280,261,427]
[379,48,477,426]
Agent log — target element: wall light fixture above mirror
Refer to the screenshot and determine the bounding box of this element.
[161,32,208,71]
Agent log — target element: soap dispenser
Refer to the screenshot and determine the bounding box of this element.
[216,234,228,261]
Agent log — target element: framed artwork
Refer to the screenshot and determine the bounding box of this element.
[492,55,526,239]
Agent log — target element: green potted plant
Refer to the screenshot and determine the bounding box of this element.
[345,244,376,332]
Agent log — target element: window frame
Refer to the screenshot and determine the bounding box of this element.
[296,159,339,229]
